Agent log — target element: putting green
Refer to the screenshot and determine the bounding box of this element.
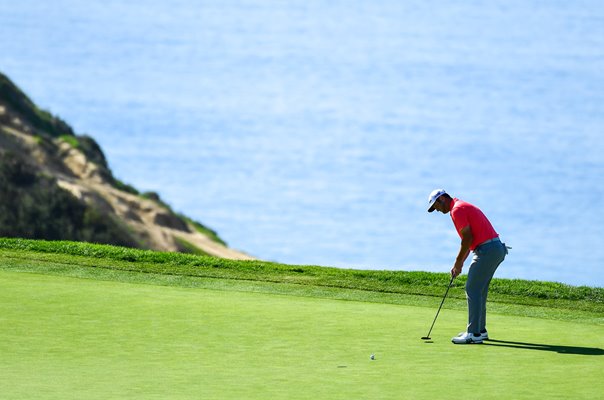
[1,270,602,399]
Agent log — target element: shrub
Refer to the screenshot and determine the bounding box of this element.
[0,151,139,247]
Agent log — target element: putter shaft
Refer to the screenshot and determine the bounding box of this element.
[422,275,454,340]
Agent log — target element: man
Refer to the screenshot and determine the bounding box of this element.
[427,189,508,344]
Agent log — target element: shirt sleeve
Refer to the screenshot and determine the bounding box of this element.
[451,206,470,235]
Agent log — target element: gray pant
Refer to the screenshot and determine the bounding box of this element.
[466,240,507,334]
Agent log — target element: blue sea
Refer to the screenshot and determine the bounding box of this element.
[1,0,603,287]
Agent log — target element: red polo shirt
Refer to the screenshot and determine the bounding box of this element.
[450,198,498,250]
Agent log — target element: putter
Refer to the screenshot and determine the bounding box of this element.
[421,275,455,340]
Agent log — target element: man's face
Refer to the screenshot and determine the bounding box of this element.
[432,197,449,214]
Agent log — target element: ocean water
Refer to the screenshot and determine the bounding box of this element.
[1,0,603,287]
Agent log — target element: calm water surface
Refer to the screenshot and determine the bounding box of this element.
[1,0,602,286]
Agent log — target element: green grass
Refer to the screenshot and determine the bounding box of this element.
[173,236,212,256]
[59,134,79,148]
[1,238,603,399]
[0,238,602,323]
[1,270,603,399]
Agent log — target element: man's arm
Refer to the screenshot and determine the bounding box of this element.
[451,226,473,278]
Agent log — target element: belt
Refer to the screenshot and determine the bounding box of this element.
[476,237,500,249]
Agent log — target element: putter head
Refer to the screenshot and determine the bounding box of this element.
[421,336,431,340]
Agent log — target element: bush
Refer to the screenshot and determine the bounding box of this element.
[0,152,139,247]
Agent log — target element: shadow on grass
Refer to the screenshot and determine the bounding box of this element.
[484,339,604,356]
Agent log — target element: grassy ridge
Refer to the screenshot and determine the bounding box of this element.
[1,238,602,323]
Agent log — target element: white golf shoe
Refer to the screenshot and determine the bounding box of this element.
[454,331,489,340]
[452,332,483,344]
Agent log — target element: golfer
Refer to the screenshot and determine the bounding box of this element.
[427,189,508,344]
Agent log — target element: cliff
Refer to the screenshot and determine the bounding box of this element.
[0,71,253,260]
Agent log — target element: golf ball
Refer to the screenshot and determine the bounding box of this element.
[370,354,375,360]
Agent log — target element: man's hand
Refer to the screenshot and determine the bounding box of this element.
[451,263,463,278]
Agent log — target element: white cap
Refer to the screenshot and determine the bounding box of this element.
[427,189,447,212]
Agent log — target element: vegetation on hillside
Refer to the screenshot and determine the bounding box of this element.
[0,72,74,139]
[0,154,140,247]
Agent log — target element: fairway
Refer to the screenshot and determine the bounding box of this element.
[1,270,603,399]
